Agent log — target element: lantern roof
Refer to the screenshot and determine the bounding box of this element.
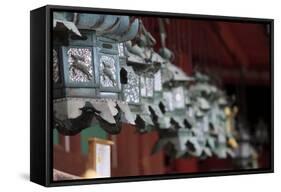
[162,62,194,84]
[125,41,165,73]
[194,71,210,82]
[53,12,140,43]
[53,14,81,36]
[125,42,164,65]
[124,21,165,72]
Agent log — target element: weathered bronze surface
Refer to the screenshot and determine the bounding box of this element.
[53,12,240,159]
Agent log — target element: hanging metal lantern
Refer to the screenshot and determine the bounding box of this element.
[150,49,201,157]
[209,96,235,158]
[53,12,139,135]
[123,22,166,133]
[235,128,258,169]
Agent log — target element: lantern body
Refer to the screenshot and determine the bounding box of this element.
[53,29,123,99]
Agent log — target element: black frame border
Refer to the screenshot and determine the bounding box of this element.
[31,4,274,187]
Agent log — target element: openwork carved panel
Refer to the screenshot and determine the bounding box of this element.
[67,48,93,82]
[172,87,185,109]
[123,71,140,104]
[140,76,154,97]
[53,49,60,83]
[99,55,117,88]
[146,77,154,97]
[140,76,146,97]
[154,70,162,92]
[163,91,174,111]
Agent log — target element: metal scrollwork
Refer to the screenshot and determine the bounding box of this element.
[54,102,99,136]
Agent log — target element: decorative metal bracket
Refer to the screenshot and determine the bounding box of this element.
[54,102,99,135]
[54,100,134,135]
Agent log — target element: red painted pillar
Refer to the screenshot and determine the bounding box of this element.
[174,157,199,173]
